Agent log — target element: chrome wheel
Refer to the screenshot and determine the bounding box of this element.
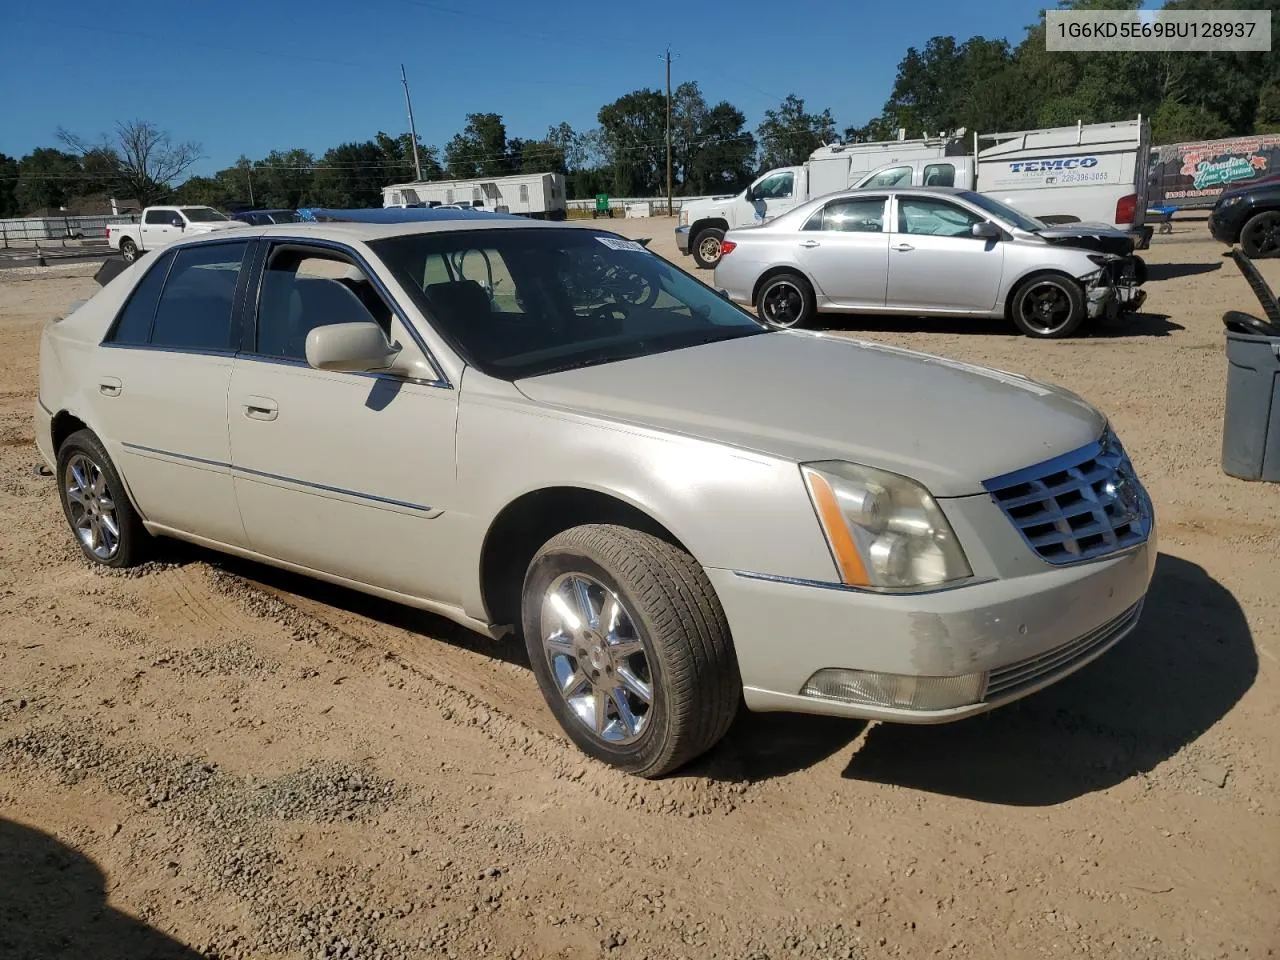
[64,453,119,561]
[540,572,653,745]
[1017,280,1074,335]
[760,280,805,327]
[697,234,722,264]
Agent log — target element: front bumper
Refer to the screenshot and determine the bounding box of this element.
[706,528,1157,724]
[1207,212,1237,245]
[33,396,54,470]
[674,224,690,255]
[1087,282,1147,319]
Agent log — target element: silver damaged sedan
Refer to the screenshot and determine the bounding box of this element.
[35,212,1157,777]
[714,186,1148,337]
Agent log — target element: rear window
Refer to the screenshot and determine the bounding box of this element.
[105,250,177,344]
[148,241,249,351]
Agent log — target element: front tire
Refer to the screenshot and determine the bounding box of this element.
[757,272,816,329]
[1010,273,1086,338]
[119,238,138,263]
[56,429,151,568]
[1240,211,1280,259]
[691,227,725,269]
[521,524,740,778]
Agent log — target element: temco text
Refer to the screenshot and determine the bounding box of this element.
[1008,157,1100,173]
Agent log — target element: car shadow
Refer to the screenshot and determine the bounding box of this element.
[813,310,1184,338]
[0,819,206,959]
[682,711,868,783]
[840,553,1255,805]
[1145,261,1222,281]
[160,541,530,670]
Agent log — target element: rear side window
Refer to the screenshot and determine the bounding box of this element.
[106,250,176,345]
[149,241,249,351]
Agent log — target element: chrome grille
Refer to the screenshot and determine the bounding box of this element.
[985,600,1142,700]
[983,429,1152,565]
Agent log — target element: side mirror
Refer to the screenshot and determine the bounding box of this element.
[972,221,1001,240]
[304,322,402,373]
[171,217,185,229]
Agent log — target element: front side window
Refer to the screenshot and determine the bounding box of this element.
[183,207,229,223]
[144,209,174,225]
[105,249,177,345]
[371,228,768,380]
[753,172,794,199]
[803,197,887,233]
[149,240,249,351]
[897,197,985,238]
[254,245,393,361]
[862,166,913,188]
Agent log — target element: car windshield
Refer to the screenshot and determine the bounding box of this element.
[184,207,230,222]
[267,211,300,223]
[956,191,1045,232]
[371,228,770,380]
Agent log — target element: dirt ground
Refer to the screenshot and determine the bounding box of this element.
[2,218,1278,960]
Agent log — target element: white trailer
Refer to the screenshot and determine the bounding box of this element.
[383,172,567,219]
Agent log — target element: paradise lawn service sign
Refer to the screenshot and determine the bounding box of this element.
[1148,134,1280,208]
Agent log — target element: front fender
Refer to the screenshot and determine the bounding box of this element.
[452,380,838,620]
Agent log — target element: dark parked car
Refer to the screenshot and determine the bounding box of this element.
[232,209,301,226]
[1208,175,1280,258]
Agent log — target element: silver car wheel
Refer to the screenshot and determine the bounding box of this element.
[760,280,805,327]
[540,572,653,745]
[1017,279,1075,335]
[697,234,722,264]
[64,453,120,561]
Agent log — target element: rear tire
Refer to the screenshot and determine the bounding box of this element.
[1009,272,1086,338]
[691,227,725,269]
[757,272,816,329]
[119,238,138,263]
[56,429,151,568]
[1240,211,1280,259]
[521,524,740,778]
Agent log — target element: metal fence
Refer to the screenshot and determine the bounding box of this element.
[0,213,138,246]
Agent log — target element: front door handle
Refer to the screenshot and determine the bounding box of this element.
[99,377,122,397]
[800,239,821,248]
[891,243,915,252]
[243,396,278,421]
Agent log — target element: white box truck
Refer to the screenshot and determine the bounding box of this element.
[677,118,1152,268]
[383,172,568,220]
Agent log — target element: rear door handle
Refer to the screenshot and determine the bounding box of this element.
[243,396,278,421]
[891,243,914,252]
[800,240,821,248]
[99,377,121,397]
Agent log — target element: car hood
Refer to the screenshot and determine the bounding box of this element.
[1031,222,1134,256]
[515,332,1105,497]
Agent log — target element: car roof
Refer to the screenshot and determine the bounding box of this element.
[152,216,583,246]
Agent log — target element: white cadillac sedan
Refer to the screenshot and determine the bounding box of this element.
[34,210,1157,777]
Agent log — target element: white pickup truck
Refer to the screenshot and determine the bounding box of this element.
[678,117,1153,268]
[106,206,239,262]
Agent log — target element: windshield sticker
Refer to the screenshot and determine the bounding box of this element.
[595,236,647,252]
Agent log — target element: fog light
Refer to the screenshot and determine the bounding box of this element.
[800,668,987,711]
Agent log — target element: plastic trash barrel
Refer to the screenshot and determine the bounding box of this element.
[1222,328,1280,481]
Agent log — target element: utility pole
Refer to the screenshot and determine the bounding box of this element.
[663,45,674,217]
[401,63,424,182]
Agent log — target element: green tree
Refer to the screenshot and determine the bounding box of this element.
[172,175,235,207]
[1150,100,1230,142]
[444,113,510,178]
[756,94,836,169]
[15,148,82,213]
[0,153,19,217]
[312,141,388,207]
[251,148,316,208]
[375,131,442,183]
[597,90,667,195]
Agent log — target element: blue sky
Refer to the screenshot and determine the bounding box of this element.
[3,0,1049,177]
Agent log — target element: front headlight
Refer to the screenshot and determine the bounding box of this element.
[1217,194,1243,208]
[680,210,690,226]
[800,461,972,590]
